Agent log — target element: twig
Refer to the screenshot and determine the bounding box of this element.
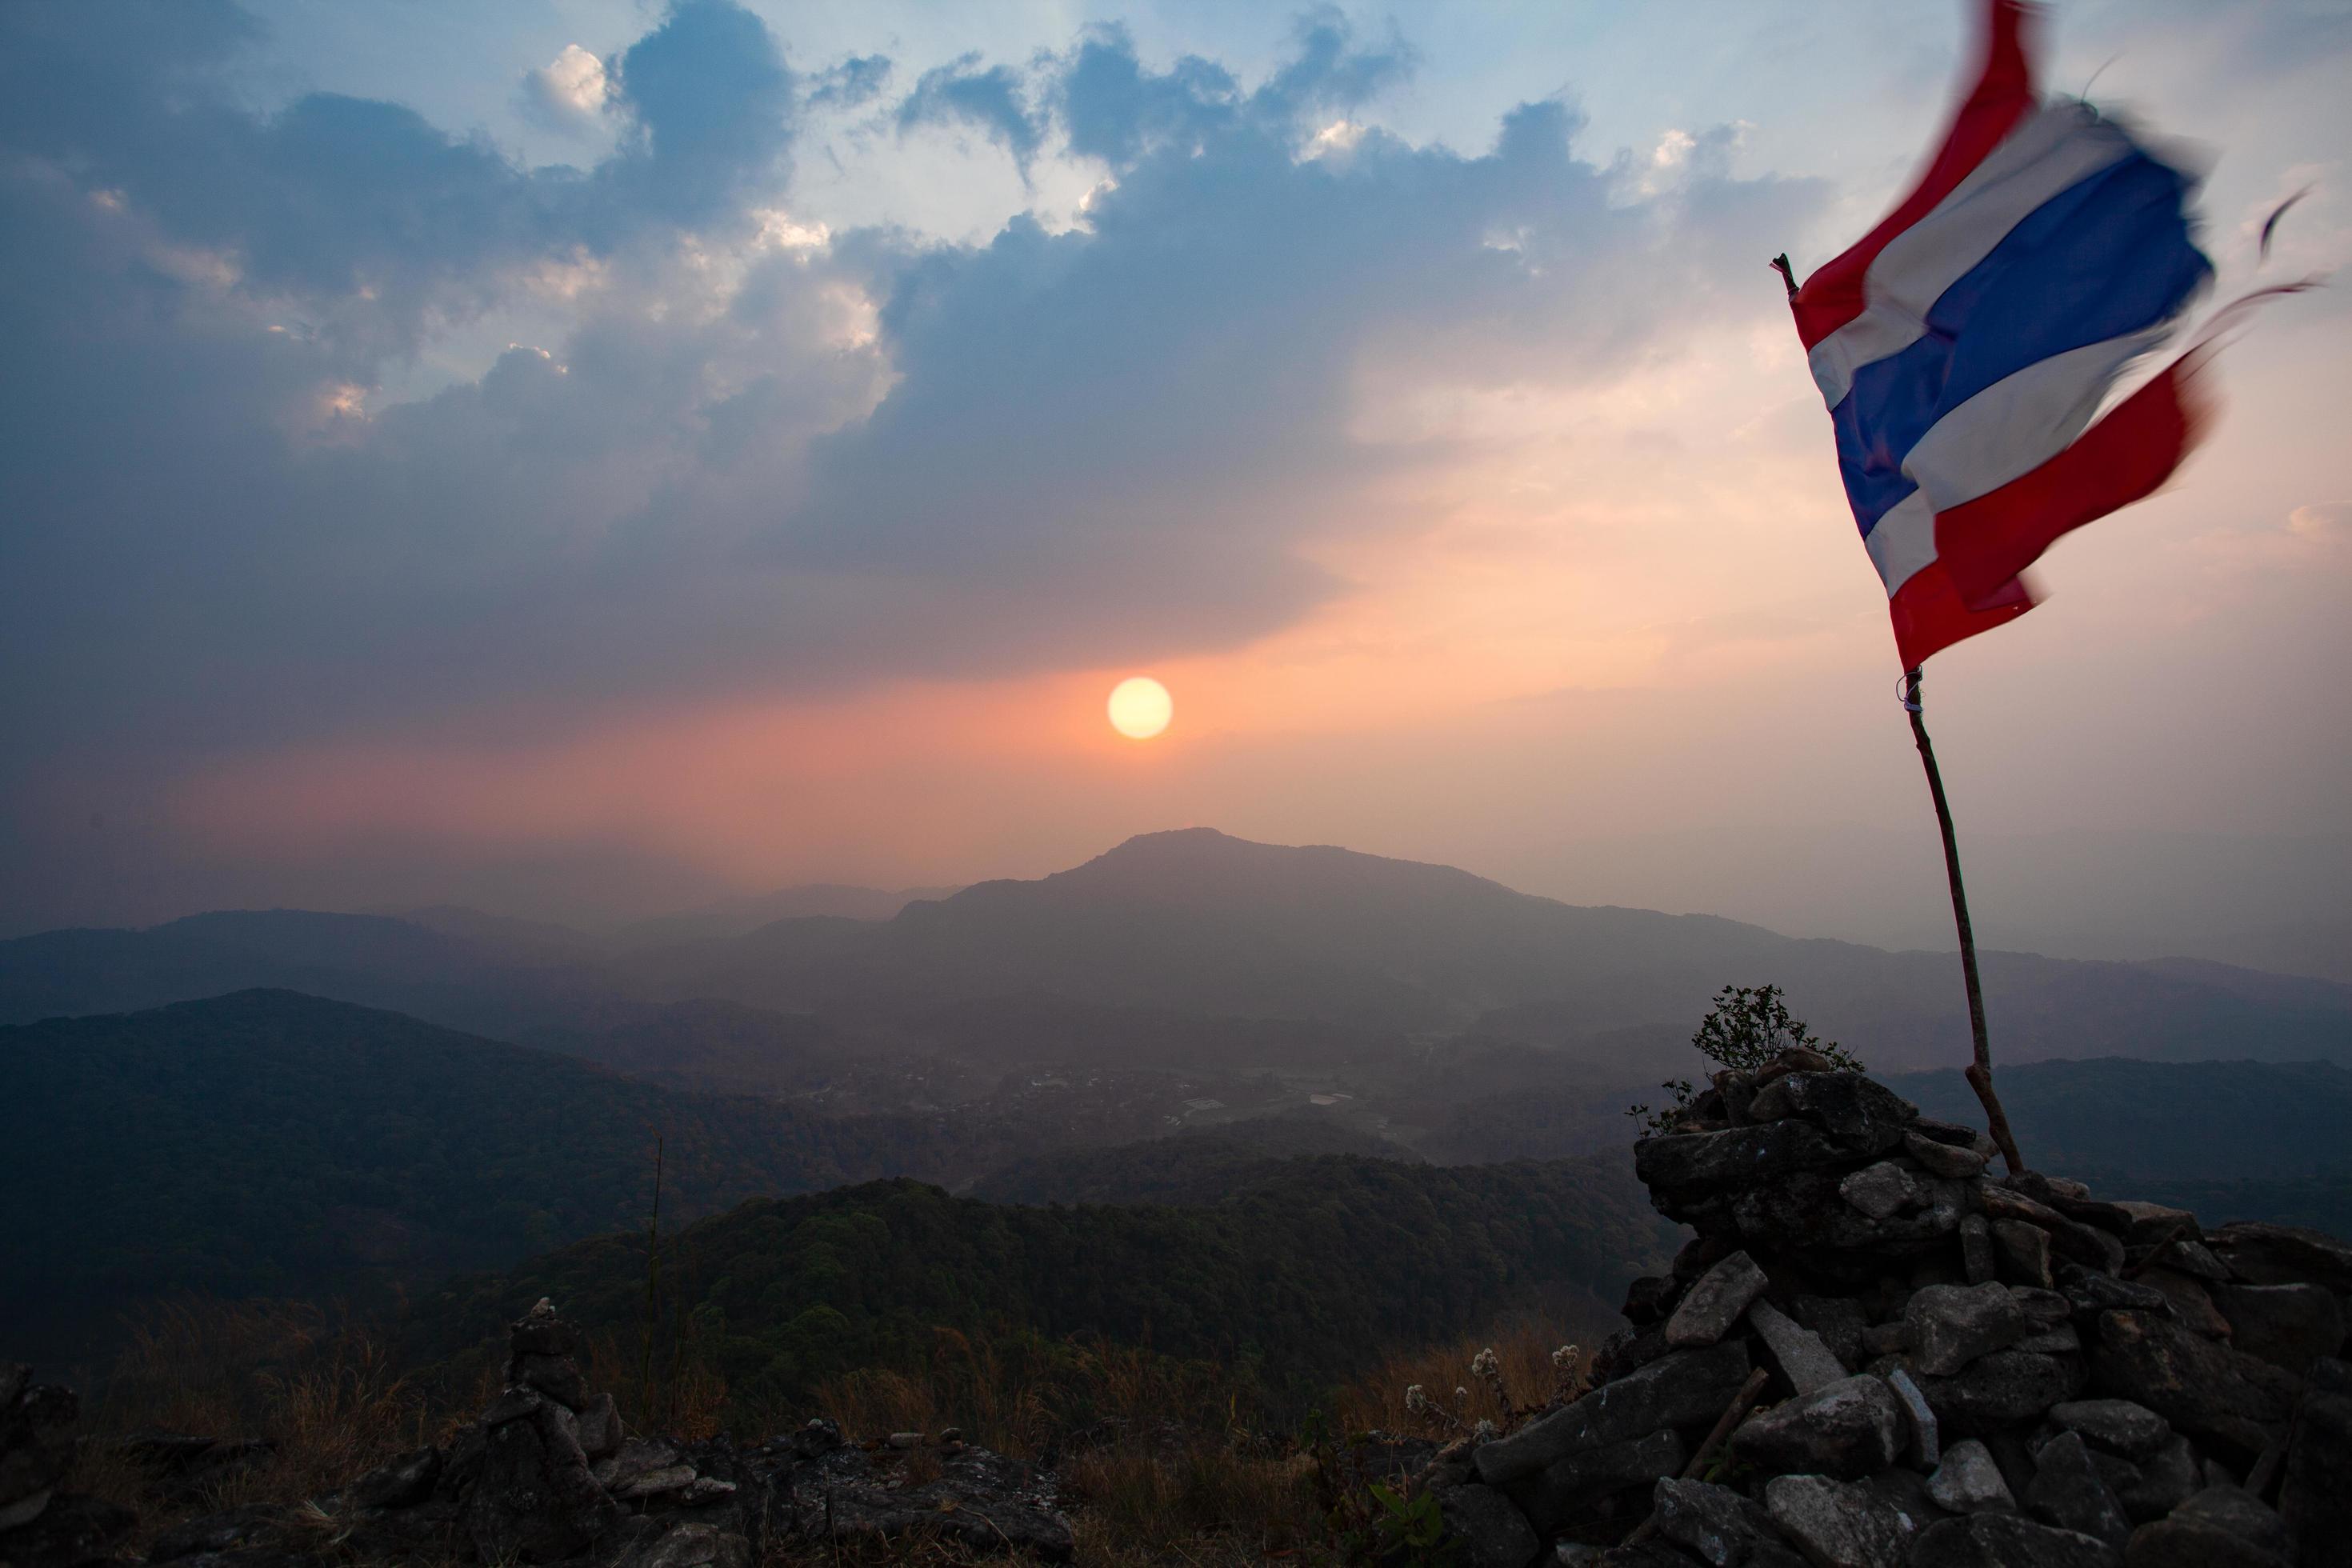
[1623,1367,1771,1545]
[2121,1221,2192,1281]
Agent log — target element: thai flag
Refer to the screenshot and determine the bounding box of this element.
[1790,0,2212,668]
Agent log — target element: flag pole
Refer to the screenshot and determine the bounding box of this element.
[1771,253,2027,1176]
[1902,666,2026,1175]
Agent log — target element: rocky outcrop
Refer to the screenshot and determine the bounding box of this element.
[0,1364,134,1568]
[1426,1059,2352,1568]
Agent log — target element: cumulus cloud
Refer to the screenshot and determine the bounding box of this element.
[520,44,614,134]
[897,54,1046,169]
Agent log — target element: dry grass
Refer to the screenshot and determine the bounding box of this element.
[1334,1312,1599,1440]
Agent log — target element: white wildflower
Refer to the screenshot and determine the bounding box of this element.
[1404,1384,1429,1415]
[1473,1419,1498,1441]
[1470,1347,1499,1379]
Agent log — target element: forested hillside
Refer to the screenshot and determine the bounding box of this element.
[410,1158,1680,1412]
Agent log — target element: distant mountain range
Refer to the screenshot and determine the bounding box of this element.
[6,830,2344,1079]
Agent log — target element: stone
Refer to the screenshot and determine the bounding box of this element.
[1859,1322,1910,1359]
[1749,1300,1846,1396]
[1960,1217,1998,1285]
[575,1392,622,1459]
[1792,1297,1868,1373]
[2137,1269,2232,1339]
[1474,1342,1750,1485]
[1622,1271,1678,1325]
[512,1353,586,1410]
[2088,1310,2298,1459]
[594,1439,682,1490]
[2212,1282,2343,1375]
[146,1504,287,1561]
[2026,1433,2132,1550]
[1666,1252,1770,1348]
[614,1463,699,1499]
[2207,1222,2352,1290]
[2018,1325,2082,1355]
[0,1492,135,1568]
[2013,1287,2073,1326]
[678,1476,737,1504]
[462,1399,619,1564]
[2109,1203,2200,1249]
[609,1522,754,1568]
[1636,1122,1857,1214]
[1731,1170,1966,1261]
[1505,1430,1684,1537]
[2049,1401,2170,1462]
[1994,1222,2056,1290]
[2059,1268,2175,1321]
[2152,1240,2232,1283]
[1762,1474,1914,1568]
[1916,1350,2082,1427]
[1910,1513,2122,1568]
[1886,1368,1939,1470]
[1653,1478,1809,1568]
[1982,1189,2128,1274]
[1926,1439,2014,1514]
[776,1442,1072,1562]
[1731,1375,1902,1480]
[478,1386,546,1427]
[0,1489,50,1532]
[1439,1482,1542,1568]
[2110,1436,2198,1526]
[2120,1486,2290,1568]
[2279,1358,2352,1568]
[508,1298,580,1358]
[1772,1073,1918,1154]
[1841,1161,1927,1222]
[352,1445,442,1509]
[1908,1282,2032,1377]
[1906,1130,1988,1179]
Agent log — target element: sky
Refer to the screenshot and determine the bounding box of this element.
[2,0,2347,975]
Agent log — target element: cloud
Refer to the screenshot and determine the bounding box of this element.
[520,44,614,135]
[809,54,891,112]
[0,2,1821,927]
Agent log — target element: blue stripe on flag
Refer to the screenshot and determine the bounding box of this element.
[1832,150,2210,538]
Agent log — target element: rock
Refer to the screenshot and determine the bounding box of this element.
[1860,1322,1910,1359]
[462,1398,620,1563]
[2013,1287,2073,1326]
[1731,1375,1902,1480]
[1594,1546,1706,1568]
[594,1439,681,1491]
[2059,1269,2175,1321]
[1749,1300,1846,1396]
[1636,1122,1856,1214]
[2279,1358,2352,1568]
[2151,1239,2232,1283]
[2109,1204,2200,1249]
[575,1393,622,1460]
[1792,1298,1868,1373]
[1982,1190,2128,1274]
[2089,1310,2298,1459]
[2121,1486,2290,1568]
[2049,1401,2170,1462]
[479,1386,546,1427]
[608,1520,754,1568]
[1439,1482,1542,1568]
[353,1445,442,1509]
[1731,1170,1966,1260]
[2137,1269,2232,1339]
[1653,1478,1808,1568]
[1910,1513,2122,1568]
[1916,1350,2082,1427]
[2025,1433,2132,1550]
[508,1298,580,1359]
[2207,1222,2352,1291]
[1626,1275,1683,1327]
[1926,1439,2014,1514]
[2212,1282,2343,1375]
[1666,1252,1770,1348]
[2110,1435,2198,1525]
[1505,1430,1684,1536]
[0,1491,135,1567]
[2018,1325,2082,1355]
[1474,1342,1750,1485]
[148,1505,287,1561]
[775,1442,1072,1562]
[1841,1161,1928,1222]
[1906,1130,1989,1179]
[1995,1222,2057,1290]
[612,1463,699,1499]
[512,1353,586,1410]
[1886,1368,1939,1470]
[1772,1073,1918,1154]
[0,1489,49,1532]
[1762,1473,1914,1568]
[1908,1282,2032,1377]
[1958,1216,1998,1285]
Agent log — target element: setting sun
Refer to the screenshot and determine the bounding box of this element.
[1106,676,1173,739]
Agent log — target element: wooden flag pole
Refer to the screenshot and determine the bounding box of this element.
[1903,667,2026,1176]
[1770,252,2026,1175]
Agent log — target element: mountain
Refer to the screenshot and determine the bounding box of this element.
[399,905,611,966]
[970,1114,1422,1205]
[609,884,960,951]
[407,1157,1680,1410]
[0,990,872,1370]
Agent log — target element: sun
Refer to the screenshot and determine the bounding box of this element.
[1106,676,1173,739]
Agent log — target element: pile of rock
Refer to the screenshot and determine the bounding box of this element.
[118,1298,1071,1568]
[1427,1054,2351,1568]
[0,1364,133,1568]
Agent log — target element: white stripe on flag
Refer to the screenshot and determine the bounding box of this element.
[1865,490,1938,598]
[1809,102,2136,409]
[1902,326,2168,513]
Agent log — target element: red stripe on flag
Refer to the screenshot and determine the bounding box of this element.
[1790,0,2036,350]
[1889,561,2036,670]
[1934,355,2209,610]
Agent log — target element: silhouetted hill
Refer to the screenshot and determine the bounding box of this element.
[0,990,873,1370]
[409,1157,1680,1408]
[610,884,958,951]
